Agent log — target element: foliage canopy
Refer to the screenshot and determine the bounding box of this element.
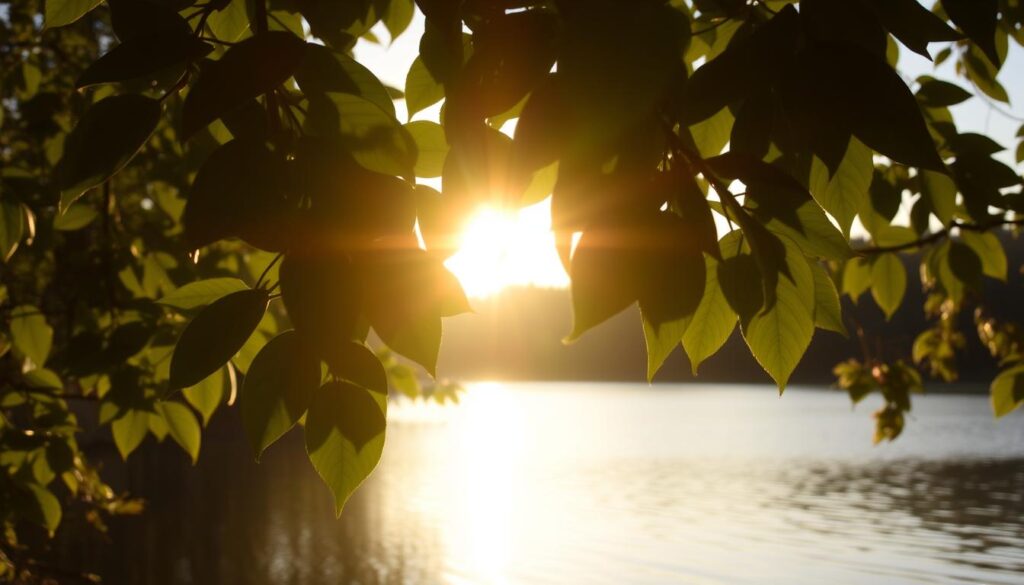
[2,0,1024,579]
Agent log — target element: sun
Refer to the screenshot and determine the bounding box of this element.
[443,199,570,298]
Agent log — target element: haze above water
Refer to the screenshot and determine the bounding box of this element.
[69,384,1024,584]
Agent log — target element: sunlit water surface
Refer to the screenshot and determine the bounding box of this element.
[66,384,1024,584]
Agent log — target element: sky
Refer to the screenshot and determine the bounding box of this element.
[352,9,1024,298]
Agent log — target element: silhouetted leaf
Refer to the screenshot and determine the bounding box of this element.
[54,95,161,211]
[306,92,417,179]
[916,76,972,107]
[991,364,1024,418]
[941,0,1000,66]
[183,139,291,250]
[871,253,906,319]
[863,0,960,59]
[678,5,800,124]
[77,32,212,88]
[324,342,387,394]
[169,289,269,390]
[158,278,250,311]
[181,31,306,139]
[241,330,320,460]
[156,401,201,463]
[305,381,386,515]
[280,253,365,353]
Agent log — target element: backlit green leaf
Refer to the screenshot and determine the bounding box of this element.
[871,253,906,319]
[305,381,387,516]
[45,0,102,28]
[156,401,201,463]
[111,408,149,460]
[241,330,320,460]
[10,305,53,368]
[809,138,873,237]
[810,261,846,335]
[961,231,1006,281]
[158,278,250,311]
[405,120,448,178]
[682,239,739,375]
[0,199,24,261]
[991,364,1024,418]
[182,367,227,426]
[405,57,445,119]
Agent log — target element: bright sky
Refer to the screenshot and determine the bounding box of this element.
[354,10,1024,298]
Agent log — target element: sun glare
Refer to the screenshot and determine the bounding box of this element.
[443,199,569,298]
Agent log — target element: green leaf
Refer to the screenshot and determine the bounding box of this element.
[918,169,957,226]
[384,0,415,39]
[944,240,982,302]
[157,278,250,311]
[181,31,306,139]
[808,138,873,237]
[405,120,448,178]
[45,0,103,28]
[642,310,690,382]
[10,305,53,368]
[405,57,445,119]
[206,0,250,42]
[305,381,386,516]
[54,95,161,211]
[155,401,201,463]
[21,483,62,534]
[991,364,1024,418]
[241,330,320,460]
[307,92,417,179]
[169,289,269,390]
[810,261,846,335]
[111,408,149,460]
[864,0,960,59]
[916,76,972,108]
[842,257,873,301]
[682,235,739,374]
[740,236,815,390]
[960,231,1007,281]
[0,198,25,261]
[870,252,906,319]
[52,203,98,231]
[323,342,388,395]
[182,367,227,426]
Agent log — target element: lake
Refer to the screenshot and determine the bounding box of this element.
[62,383,1024,584]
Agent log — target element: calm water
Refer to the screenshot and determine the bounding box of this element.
[63,383,1024,584]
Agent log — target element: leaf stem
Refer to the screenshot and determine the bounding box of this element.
[856,217,1024,254]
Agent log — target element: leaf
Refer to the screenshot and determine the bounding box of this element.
[404,120,448,178]
[77,32,212,88]
[206,0,250,42]
[52,203,98,231]
[863,0,960,59]
[21,483,61,534]
[961,231,1007,281]
[45,0,102,28]
[0,198,24,261]
[810,261,846,335]
[10,305,53,367]
[918,169,957,226]
[306,92,417,179]
[870,253,906,319]
[156,401,201,463]
[740,236,815,390]
[384,0,415,39]
[323,342,388,395]
[808,138,873,237]
[54,95,161,211]
[677,5,800,124]
[280,253,365,355]
[781,43,943,171]
[842,257,873,301]
[642,310,690,383]
[683,251,738,375]
[183,139,290,250]
[181,31,306,140]
[916,76,972,108]
[405,56,446,119]
[241,330,320,460]
[297,44,397,117]
[158,278,250,310]
[169,289,269,390]
[182,367,226,426]
[941,0,1000,66]
[305,381,386,516]
[111,408,149,460]
[991,364,1024,418]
